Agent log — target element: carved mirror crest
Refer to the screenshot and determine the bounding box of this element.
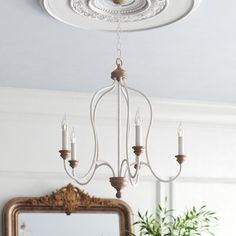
[2,184,133,236]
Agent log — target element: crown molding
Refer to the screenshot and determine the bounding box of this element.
[1,87,236,125]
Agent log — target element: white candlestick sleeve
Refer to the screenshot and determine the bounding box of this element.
[71,142,76,160]
[135,125,142,146]
[62,126,68,150]
[178,136,183,155]
[135,108,142,146]
[61,113,69,150]
[71,130,77,160]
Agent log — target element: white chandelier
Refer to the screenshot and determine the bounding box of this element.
[58,1,186,199]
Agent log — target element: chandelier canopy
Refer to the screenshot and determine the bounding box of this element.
[42,0,201,31]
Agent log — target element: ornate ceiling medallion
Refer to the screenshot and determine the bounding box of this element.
[42,0,201,32]
[70,0,167,23]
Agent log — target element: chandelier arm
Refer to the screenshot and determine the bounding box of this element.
[63,159,96,185]
[120,155,141,180]
[122,80,152,164]
[89,81,117,169]
[141,162,182,183]
[119,81,133,176]
[66,82,117,182]
[96,162,116,177]
[123,81,183,181]
[64,159,115,185]
[121,159,140,186]
[122,161,144,175]
[122,161,182,183]
[92,81,117,122]
[123,161,147,178]
[117,81,131,176]
[65,81,124,184]
[131,169,140,186]
[119,80,141,180]
[119,84,131,175]
[119,83,134,176]
[117,81,121,176]
[120,159,127,176]
[120,85,128,100]
[91,82,116,170]
[120,157,138,178]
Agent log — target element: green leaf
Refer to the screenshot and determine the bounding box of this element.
[133,203,218,236]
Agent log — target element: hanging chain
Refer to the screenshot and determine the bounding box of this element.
[116,6,122,64]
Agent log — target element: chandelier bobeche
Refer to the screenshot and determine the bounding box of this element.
[59,57,186,198]
[58,0,186,199]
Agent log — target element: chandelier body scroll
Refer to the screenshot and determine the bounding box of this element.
[59,58,186,198]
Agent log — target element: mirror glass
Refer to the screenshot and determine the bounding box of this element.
[19,212,120,236]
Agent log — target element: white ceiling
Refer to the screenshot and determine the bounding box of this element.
[1,0,236,103]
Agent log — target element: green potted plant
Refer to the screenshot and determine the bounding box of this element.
[134,204,218,236]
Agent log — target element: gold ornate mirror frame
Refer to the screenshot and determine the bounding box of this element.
[2,184,133,236]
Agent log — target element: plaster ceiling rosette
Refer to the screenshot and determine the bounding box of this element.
[41,0,201,31]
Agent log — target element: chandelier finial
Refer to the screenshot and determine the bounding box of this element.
[111,58,127,81]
